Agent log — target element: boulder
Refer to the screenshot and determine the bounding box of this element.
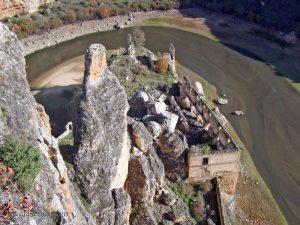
[129,91,149,117]
[160,191,177,206]
[158,131,186,158]
[213,107,227,126]
[131,121,153,153]
[115,22,124,29]
[149,99,167,114]
[125,154,156,204]
[214,98,228,105]
[147,148,165,186]
[160,111,179,133]
[194,81,205,98]
[146,121,162,138]
[232,110,244,116]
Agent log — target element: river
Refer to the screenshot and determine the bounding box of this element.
[26,26,300,225]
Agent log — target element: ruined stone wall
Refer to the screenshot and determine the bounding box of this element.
[0,0,54,20]
[178,78,241,194]
[188,151,240,181]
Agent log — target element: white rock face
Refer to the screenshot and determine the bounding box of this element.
[194,81,205,98]
[0,0,54,19]
[214,107,227,126]
[215,98,228,105]
[160,111,179,133]
[150,99,167,114]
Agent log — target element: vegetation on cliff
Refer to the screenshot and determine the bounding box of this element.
[0,139,41,191]
[4,0,300,38]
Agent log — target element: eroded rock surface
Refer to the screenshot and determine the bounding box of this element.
[73,44,130,224]
[0,23,95,225]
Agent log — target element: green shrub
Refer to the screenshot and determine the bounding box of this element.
[64,10,77,23]
[0,139,41,191]
[95,5,111,19]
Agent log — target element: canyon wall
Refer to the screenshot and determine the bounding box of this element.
[0,0,53,19]
[0,23,95,225]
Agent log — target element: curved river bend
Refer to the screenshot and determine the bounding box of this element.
[26,27,300,225]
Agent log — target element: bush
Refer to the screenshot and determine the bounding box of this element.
[132,27,146,46]
[139,65,150,77]
[96,5,110,19]
[0,139,41,191]
[50,17,63,29]
[155,58,169,74]
[64,10,77,23]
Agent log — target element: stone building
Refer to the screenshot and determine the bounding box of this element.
[175,77,241,194]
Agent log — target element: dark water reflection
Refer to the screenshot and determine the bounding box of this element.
[26,26,300,225]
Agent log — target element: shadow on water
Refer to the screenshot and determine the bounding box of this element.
[178,8,300,87]
[27,23,300,225]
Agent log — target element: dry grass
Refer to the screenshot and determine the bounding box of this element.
[172,16,198,28]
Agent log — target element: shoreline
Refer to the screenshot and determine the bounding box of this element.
[21,9,183,56]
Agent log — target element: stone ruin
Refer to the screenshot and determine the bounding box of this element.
[129,74,240,195]
[123,40,178,77]
[126,34,136,59]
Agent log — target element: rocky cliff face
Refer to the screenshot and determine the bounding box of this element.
[73,44,131,224]
[0,0,53,20]
[0,23,95,225]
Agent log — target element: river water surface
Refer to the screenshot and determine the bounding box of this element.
[26,27,300,225]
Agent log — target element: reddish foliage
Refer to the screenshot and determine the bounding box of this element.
[0,165,34,222]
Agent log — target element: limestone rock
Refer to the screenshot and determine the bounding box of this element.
[0,0,54,19]
[232,110,244,116]
[160,191,177,206]
[116,22,124,29]
[214,107,227,126]
[131,121,153,153]
[0,23,95,225]
[158,131,187,158]
[125,154,156,205]
[147,148,165,186]
[146,121,162,138]
[194,81,205,98]
[214,98,228,105]
[129,91,149,117]
[73,44,130,223]
[130,205,157,225]
[166,202,187,223]
[160,111,179,133]
[113,188,131,225]
[149,99,167,114]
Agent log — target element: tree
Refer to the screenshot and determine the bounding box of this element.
[64,10,77,23]
[132,27,146,46]
[96,5,110,19]
[50,17,63,29]
[155,58,169,74]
